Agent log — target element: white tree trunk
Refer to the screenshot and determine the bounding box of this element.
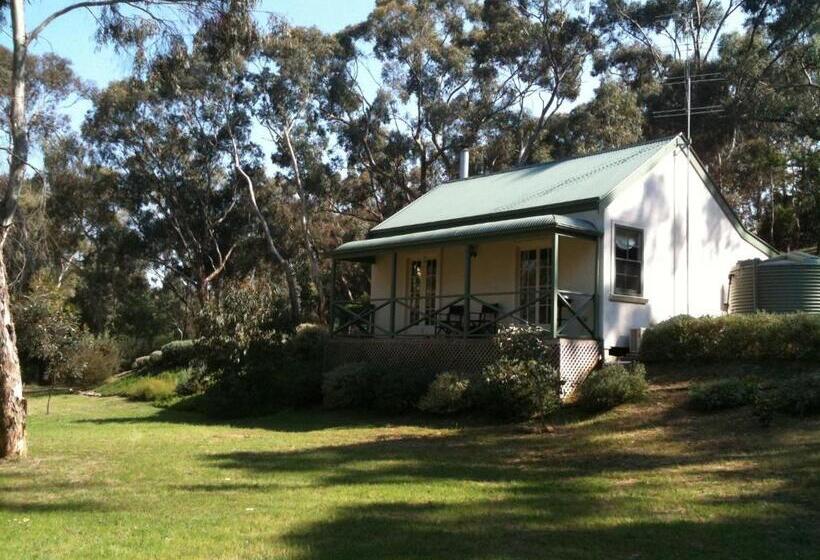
[0,0,28,459]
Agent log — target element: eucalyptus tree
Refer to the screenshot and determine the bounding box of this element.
[249,19,357,315]
[475,0,598,165]
[0,0,251,460]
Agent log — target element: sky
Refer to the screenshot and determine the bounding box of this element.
[0,0,378,131]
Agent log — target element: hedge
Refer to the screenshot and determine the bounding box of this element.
[640,313,820,363]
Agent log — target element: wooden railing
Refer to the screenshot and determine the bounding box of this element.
[331,289,596,339]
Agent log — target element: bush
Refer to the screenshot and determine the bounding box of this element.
[418,371,472,414]
[688,378,757,412]
[63,333,123,386]
[160,339,197,367]
[322,362,382,410]
[640,313,820,364]
[124,376,178,402]
[477,358,561,420]
[493,324,554,363]
[132,355,152,370]
[577,363,648,412]
[771,374,820,417]
[193,279,294,417]
[373,367,435,413]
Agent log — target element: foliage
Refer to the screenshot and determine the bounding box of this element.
[96,368,190,398]
[577,363,648,412]
[477,358,561,420]
[640,314,820,364]
[373,367,436,414]
[493,324,555,363]
[123,376,179,403]
[192,279,295,417]
[418,371,472,415]
[321,362,382,410]
[688,378,758,412]
[770,374,820,418]
[57,333,122,387]
[159,340,197,368]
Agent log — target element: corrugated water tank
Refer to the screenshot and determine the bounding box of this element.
[728,252,820,314]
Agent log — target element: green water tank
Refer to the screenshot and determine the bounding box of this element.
[728,252,820,314]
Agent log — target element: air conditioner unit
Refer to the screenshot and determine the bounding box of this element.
[629,328,646,354]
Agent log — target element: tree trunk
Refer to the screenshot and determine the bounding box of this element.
[230,138,301,323]
[282,127,324,319]
[0,239,26,459]
[1,0,28,460]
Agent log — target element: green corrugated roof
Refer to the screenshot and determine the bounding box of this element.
[372,136,679,235]
[334,214,599,258]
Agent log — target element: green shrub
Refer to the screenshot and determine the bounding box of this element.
[688,378,757,412]
[193,279,294,417]
[124,376,178,402]
[132,355,152,370]
[373,367,435,414]
[771,374,820,417]
[640,313,820,364]
[577,363,648,412]
[160,339,197,367]
[493,324,554,363]
[418,371,472,414]
[322,362,382,410]
[47,333,122,386]
[477,358,561,420]
[289,323,329,361]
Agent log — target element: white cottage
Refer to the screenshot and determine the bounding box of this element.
[329,135,775,389]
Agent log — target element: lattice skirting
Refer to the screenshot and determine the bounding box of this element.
[324,337,601,399]
[558,338,602,397]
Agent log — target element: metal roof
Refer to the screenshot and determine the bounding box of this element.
[371,136,679,235]
[333,214,599,258]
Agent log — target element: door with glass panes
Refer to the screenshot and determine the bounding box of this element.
[518,248,553,327]
[406,257,438,334]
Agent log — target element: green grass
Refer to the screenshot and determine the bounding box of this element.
[1,371,819,560]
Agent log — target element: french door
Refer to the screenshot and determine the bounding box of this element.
[519,248,552,325]
[408,258,437,326]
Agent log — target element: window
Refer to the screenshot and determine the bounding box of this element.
[518,248,552,325]
[614,226,643,296]
[408,258,437,325]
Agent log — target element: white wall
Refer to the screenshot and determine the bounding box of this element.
[601,147,770,350]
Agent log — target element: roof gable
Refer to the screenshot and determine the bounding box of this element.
[372,136,680,235]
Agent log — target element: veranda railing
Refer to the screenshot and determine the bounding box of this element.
[331,289,596,339]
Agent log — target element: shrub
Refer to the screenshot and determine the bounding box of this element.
[193,279,293,417]
[477,358,561,420]
[493,324,554,363]
[321,362,382,410]
[688,378,757,412]
[640,313,820,364]
[771,374,820,417]
[132,355,152,370]
[418,371,472,414]
[289,323,329,362]
[373,367,435,413]
[160,339,197,367]
[65,333,123,386]
[577,363,648,412]
[124,376,178,402]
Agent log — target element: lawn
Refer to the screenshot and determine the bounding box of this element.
[2,371,819,560]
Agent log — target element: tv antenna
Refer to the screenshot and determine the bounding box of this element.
[651,13,725,142]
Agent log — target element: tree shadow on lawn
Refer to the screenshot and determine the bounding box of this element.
[200,397,820,559]
[72,401,498,433]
